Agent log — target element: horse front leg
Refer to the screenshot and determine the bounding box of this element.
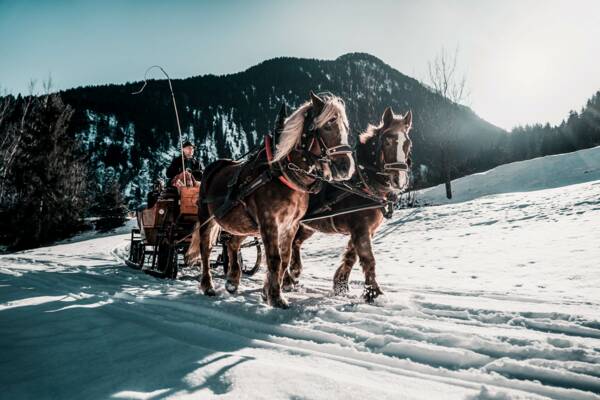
[332,238,357,296]
[225,234,246,294]
[282,224,314,292]
[259,219,288,309]
[352,230,382,303]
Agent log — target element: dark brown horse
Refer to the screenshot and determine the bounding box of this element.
[188,92,355,308]
[282,107,413,302]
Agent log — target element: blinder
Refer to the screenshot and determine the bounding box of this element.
[367,128,411,184]
[300,108,352,166]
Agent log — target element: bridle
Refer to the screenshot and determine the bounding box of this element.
[299,107,353,165]
[268,104,354,193]
[288,106,353,181]
[363,128,411,186]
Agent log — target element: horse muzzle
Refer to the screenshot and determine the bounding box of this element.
[327,152,355,182]
[390,171,410,192]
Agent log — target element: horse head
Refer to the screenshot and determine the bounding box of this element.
[273,92,355,182]
[359,107,413,193]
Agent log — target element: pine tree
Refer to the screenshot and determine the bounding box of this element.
[91,170,127,232]
[0,93,88,249]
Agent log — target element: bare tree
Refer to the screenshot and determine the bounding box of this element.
[0,87,12,201]
[0,82,37,203]
[42,74,53,96]
[0,89,19,203]
[0,87,11,127]
[427,47,469,199]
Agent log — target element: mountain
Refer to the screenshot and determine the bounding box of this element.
[60,53,507,207]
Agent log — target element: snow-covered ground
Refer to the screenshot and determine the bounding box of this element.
[1,148,600,400]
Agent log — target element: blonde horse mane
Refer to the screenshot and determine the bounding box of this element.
[359,111,410,144]
[273,95,349,162]
[359,122,383,144]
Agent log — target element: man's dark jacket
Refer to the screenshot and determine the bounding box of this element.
[166,156,203,181]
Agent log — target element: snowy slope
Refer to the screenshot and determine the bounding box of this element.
[419,146,600,204]
[1,149,600,400]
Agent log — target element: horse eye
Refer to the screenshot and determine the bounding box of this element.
[326,117,337,127]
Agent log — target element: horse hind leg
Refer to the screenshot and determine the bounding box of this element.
[185,222,202,267]
[333,238,357,296]
[225,234,245,294]
[278,223,299,285]
[282,224,314,292]
[199,219,219,296]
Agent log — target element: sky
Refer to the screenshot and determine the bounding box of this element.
[1,0,599,131]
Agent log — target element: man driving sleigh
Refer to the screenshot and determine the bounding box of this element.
[166,140,203,187]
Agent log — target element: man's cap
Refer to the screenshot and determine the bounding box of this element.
[182,140,195,148]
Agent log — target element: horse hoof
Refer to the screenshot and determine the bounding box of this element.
[363,285,382,304]
[225,280,238,294]
[270,297,289,309]
[204,287,217,297]
[333,280,350,296]
[282,279,298,292]
[282,272,298,292]
[262,286,289,309]
[261,287,268,302]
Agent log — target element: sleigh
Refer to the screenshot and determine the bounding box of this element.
[126,186,262,279]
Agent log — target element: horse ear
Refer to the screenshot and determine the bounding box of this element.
[310,90,325,114]
[382,106,394,127]
[403,110,413,131]
[273,103,287,138]
[278,102,288,121]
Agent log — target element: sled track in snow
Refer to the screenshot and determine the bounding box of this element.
[108,239,600,399]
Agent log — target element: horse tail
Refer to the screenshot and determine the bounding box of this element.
[185,221,202,266]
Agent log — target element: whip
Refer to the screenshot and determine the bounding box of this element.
[132,65,187,186]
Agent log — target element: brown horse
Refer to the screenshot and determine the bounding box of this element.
[189,92,355,308]
[282,107,413,302]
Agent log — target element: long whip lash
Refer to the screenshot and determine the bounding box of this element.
[132,65,187,186]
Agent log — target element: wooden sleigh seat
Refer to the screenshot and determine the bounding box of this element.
[136,185,200,245]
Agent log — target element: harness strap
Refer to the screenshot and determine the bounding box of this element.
[213,169,272,219]
[301,202,386,223]
[265,134,311,193]
[329,217,341,234]
[331,167,397,220]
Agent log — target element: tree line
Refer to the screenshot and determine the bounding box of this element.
[0,84,126,250]
[1,53,599,249]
